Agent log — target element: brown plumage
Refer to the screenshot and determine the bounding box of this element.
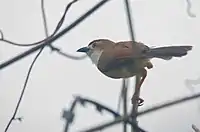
[77,39,193,105]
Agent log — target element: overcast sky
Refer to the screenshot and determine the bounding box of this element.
[0,0,200,132]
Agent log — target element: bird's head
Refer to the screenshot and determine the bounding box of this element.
[77,39,114,65]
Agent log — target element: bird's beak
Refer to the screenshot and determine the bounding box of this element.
[77,46,90,53]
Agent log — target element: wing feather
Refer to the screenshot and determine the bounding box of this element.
[98,42,135,72]
[97,41,149,72]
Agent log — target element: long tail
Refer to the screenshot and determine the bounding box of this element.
[145,46,193,60]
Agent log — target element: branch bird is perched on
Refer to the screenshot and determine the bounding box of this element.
[77,39,193,105]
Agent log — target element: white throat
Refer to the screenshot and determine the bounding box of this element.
[89,50,103,65]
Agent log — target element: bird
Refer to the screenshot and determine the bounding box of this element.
[77,39,193,105]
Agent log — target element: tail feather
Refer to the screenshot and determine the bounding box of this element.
[145,46,192,60]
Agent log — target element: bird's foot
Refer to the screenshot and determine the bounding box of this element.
[131,95,144,106]
[145,61,153,69]
[138,98,144,106]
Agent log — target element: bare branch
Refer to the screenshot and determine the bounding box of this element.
[192,124,200,132]
[4,48,44,132]
[0,0,110,70]
[0,29,4,39]
[186,0,196,17]
[41,0,86,60]
[78,114,146,132]
[136,92,200,117]
[4,0,84,131]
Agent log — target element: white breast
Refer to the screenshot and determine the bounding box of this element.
[89,50,103,65]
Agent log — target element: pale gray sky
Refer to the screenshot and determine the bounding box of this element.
[0,0,200,132]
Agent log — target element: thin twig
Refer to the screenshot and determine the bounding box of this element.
[0,0,76,47]
[123,0,140,132]
[185,77,200,111]
[78,92,200,132]
[122,79,128,132]
[136,92,200,117]
[0,0,111,70]
[4,0,82,131]
[42,0,87,59]
[4,0,51,131]
[117,81,124,112]
[78,114,147,132]
[117,79,129,112]
[41,0,49,37]
[186,0,196,17]
[0,0,86,60]
[62,99,78,132]
[0,29,4,39]
[4,49,43,132]
[124,0,135,43]
[131,75,141,132]
[4,0,50,131]
[192,124,200,132]
[62,95,146,132]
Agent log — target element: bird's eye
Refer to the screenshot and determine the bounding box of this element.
[92,43,96,48]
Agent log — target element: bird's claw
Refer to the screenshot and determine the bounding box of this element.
[137,98,144,106]
[131,96,144,106]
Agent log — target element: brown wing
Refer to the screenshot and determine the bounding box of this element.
[113,41,149,58]
[98,41,150,72]
[97,41,136,72]
[113,41,133,58]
